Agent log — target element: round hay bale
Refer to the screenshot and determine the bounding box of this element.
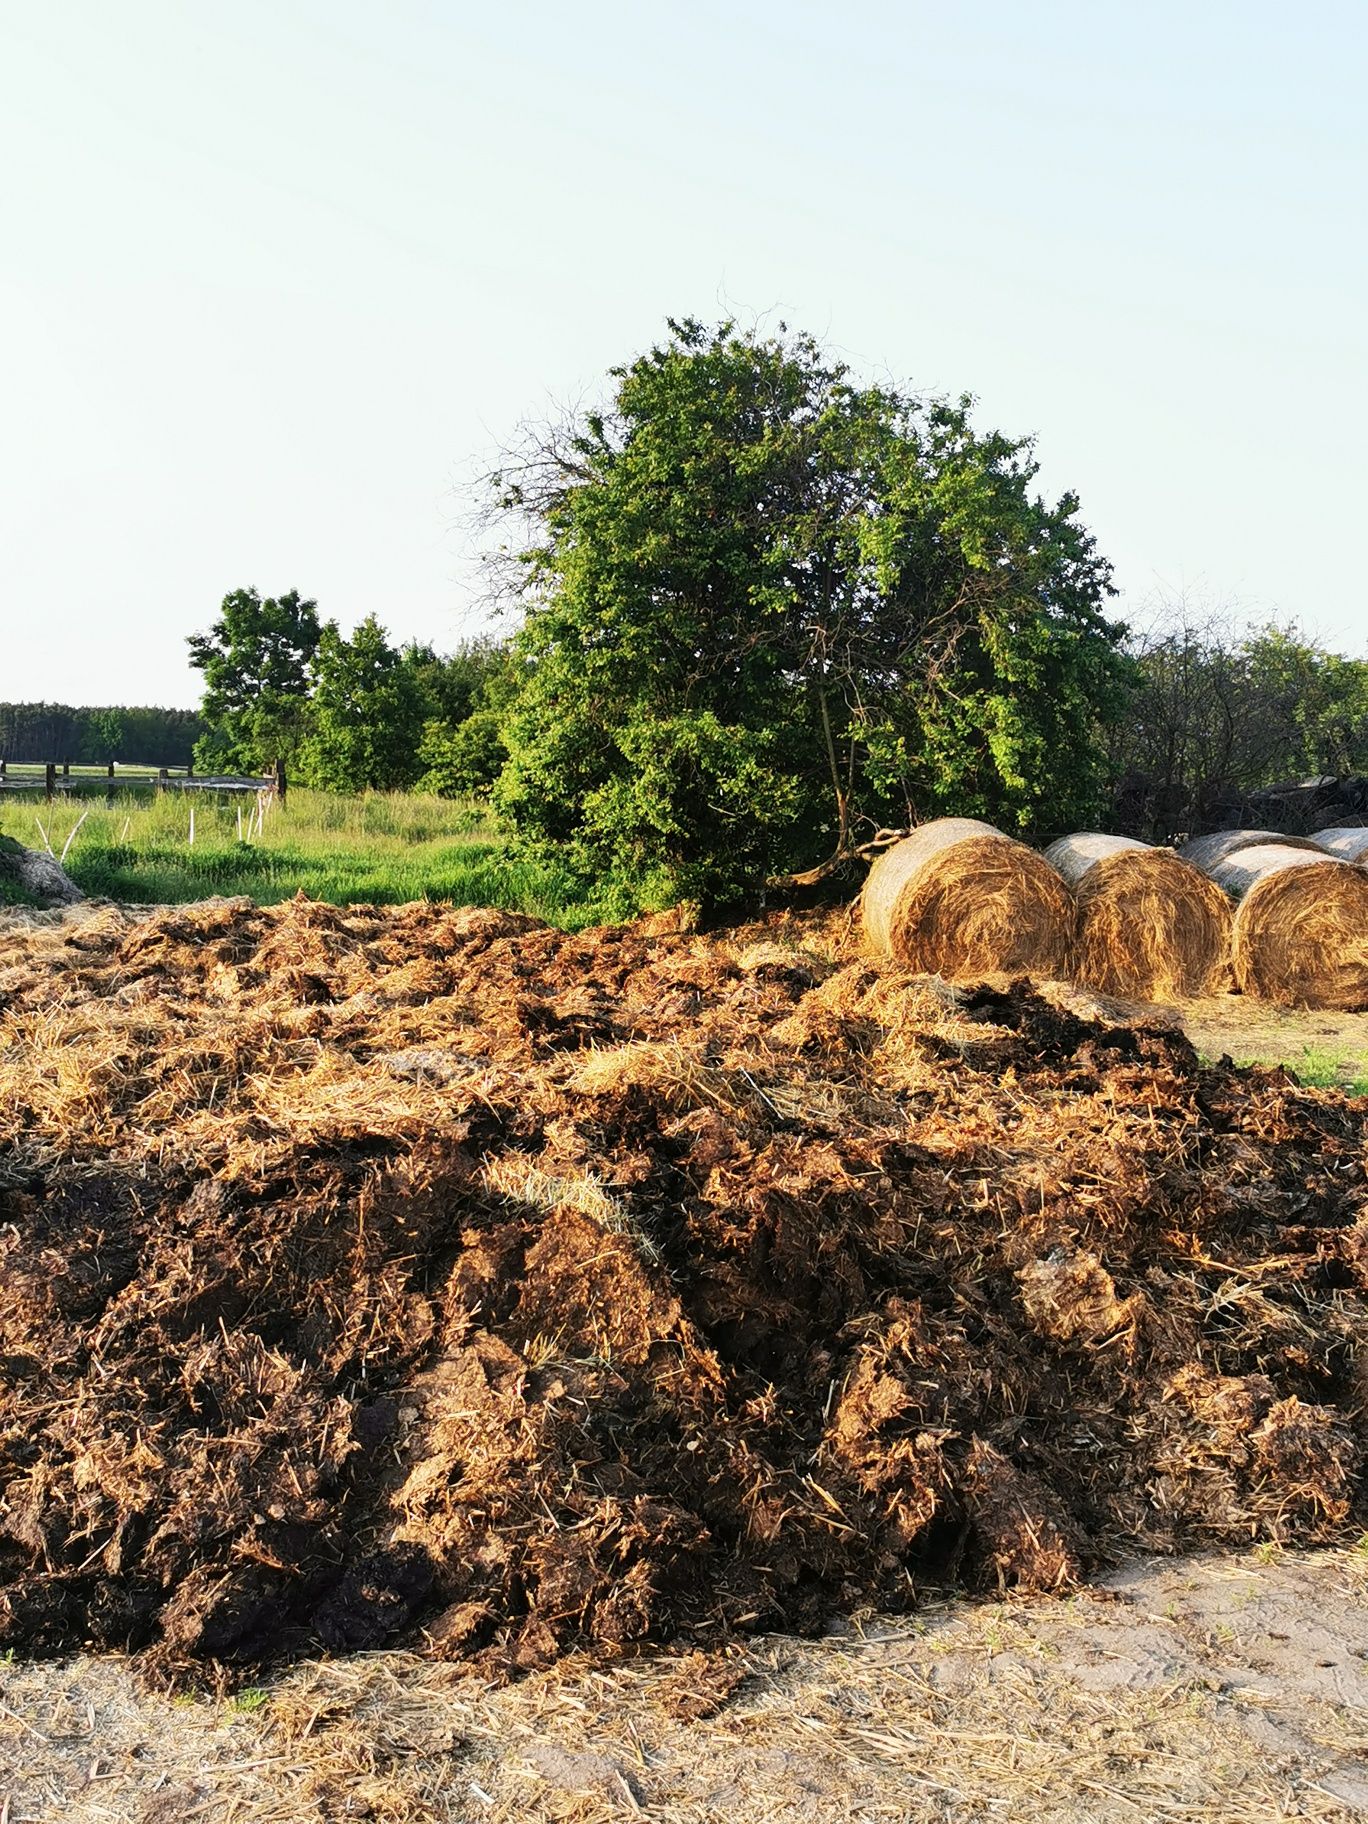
[1179,829,1323,873]
[1042,833,1231,1001]
[862,817,1072,980]
[1313,826,1368,862]
[1207,843,1368,1010]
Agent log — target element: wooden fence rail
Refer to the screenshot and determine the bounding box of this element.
[0,759,287,802]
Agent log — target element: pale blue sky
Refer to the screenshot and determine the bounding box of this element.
[2,0,1364,707]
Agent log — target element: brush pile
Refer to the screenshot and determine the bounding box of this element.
[1,895,1366,1686]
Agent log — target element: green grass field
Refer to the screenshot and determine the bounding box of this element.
[0,787,612,928]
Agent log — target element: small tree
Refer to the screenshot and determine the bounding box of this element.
[402,637,510,725]
[188,588,322,772]
[297,615,427,793]
[417,710,506,798]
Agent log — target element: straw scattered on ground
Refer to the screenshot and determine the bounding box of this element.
[5,1546,1368,1823]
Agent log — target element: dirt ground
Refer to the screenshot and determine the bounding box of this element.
[1177,994,1368,1087]
[5,1545,1368,1822]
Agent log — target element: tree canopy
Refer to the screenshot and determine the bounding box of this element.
[491,318,1130,909]
[1111,608,1368,838]
[0,702,203,767]
[187,587,322,773]
[296,615,429,793]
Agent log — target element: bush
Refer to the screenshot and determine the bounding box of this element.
[418,710,505,799]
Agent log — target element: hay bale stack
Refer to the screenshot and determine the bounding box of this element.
[862,817,1072,980]
[1042,832,1231,1001]
[1313,826,1368,862]
[1179,829,1323,872]
[1206,844,1368,1010]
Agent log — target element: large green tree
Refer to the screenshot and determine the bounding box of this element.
[492,319,1129,910]
[187,587,322,773]
[297,614,428,792]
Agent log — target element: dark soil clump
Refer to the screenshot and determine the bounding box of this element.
[0,896,1365,1684]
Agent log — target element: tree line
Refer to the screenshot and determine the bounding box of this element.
[27,317,1364,915]
[1111,613,1368,841]
[0,702,206,767]
[187,590,510,797]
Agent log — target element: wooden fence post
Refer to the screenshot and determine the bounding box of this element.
[107,761,115,780]
[44,763,56,800]
[273,757,287,805]
[0,758,6,779]
[186,756,195,779]
[61,759,70,778]
[157,768,169,793]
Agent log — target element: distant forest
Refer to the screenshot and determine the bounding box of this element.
[0,703,206,767]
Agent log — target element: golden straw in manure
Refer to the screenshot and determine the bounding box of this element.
[1042,832,1232,1001]
[862,817,1072,980]
[1207,843,1368,1011]
[1313,826,1368,862]
[1178,828,1323,873]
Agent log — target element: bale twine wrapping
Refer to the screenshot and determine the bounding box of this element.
[1042,832,1232,1001]
[1313,826,1368,862]
[1207,844,1368,1011]
[862,817,1073,980]
[1179,829,1324,873]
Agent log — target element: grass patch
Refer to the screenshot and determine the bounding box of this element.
[0,788,614,928]
[225,1687,270,1715]
[1278,1045,1368,1096]
[1203,1042,1368,1096]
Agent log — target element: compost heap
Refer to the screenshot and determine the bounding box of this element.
[1,896,1365,1686]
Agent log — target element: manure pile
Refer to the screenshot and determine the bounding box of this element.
[2,896,1367,1686]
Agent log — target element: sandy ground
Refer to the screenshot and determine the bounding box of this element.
[5,1546,1368,1823]
[1029,975,1368,1086]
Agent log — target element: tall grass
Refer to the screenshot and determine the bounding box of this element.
[0,788,612,929]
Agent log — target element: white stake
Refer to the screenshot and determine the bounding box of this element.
[59,810,89,865]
